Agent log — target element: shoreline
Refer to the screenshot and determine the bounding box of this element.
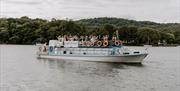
[0,44,179,47]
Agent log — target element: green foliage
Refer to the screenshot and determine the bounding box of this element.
[119,26,138,44]
[77,17,179,45]
[0,29,9,43]
[0,17,179,45]
[0,16,85,44]
[9,35,21,44]
[173,30,180,44]
[137,27,160,45]
[103,24,116,33]
[160,32,175,44]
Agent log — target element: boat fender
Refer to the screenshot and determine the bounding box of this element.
[97,41,102,47]
[49,46,53,52]
[103,41,108,47]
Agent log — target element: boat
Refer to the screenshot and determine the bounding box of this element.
[36,35,148,63]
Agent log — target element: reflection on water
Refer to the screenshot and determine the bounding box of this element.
[38,58,130,77]
[0,45,180,91]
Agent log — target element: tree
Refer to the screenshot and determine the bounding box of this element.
[9,35,21,44]
[119,26,138,44]
[137,27,160,45]
[102,24,116,39]
[174,30,180,44]
[160,32,175,44]
[0,17,179,45]
[0,29,9,43]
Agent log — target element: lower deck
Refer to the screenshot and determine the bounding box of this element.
[47,47,136,56]
[38,47,144,56]
[37,52,148,63]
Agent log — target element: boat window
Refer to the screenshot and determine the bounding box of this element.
[123,52,129,54]
[134,51,140,54]
[83,52,86,55]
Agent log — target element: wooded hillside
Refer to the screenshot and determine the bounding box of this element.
[0,17,179,45]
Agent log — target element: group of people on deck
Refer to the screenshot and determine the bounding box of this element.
[57,35,122,47]
[57,35,118,42]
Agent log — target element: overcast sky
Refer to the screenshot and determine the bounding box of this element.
[0,0,179,23]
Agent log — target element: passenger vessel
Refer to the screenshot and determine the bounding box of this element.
[37,35,148,63]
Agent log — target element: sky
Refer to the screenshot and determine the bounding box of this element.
[0,0,180,23]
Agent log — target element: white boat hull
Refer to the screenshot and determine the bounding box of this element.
[38,54,148,63]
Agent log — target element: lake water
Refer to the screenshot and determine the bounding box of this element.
[0,45,180,91]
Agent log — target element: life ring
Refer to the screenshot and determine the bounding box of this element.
[49,46,53,52]
[90,42,94,46]
[97,41,102,47]
[115,41,120,46]
[103,41,108,47]
[39,46,42,52]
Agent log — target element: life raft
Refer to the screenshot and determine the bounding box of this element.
[97,41,102,47]
[103,41,108,47]
[90,42,94,46]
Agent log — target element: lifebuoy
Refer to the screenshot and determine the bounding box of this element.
[103,41,108,47]
[90,42,94,46]
[97,41,102,47]
[115,41,120,46]
[49,46,53,52]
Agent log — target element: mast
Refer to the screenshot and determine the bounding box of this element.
[116,30,119,40]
